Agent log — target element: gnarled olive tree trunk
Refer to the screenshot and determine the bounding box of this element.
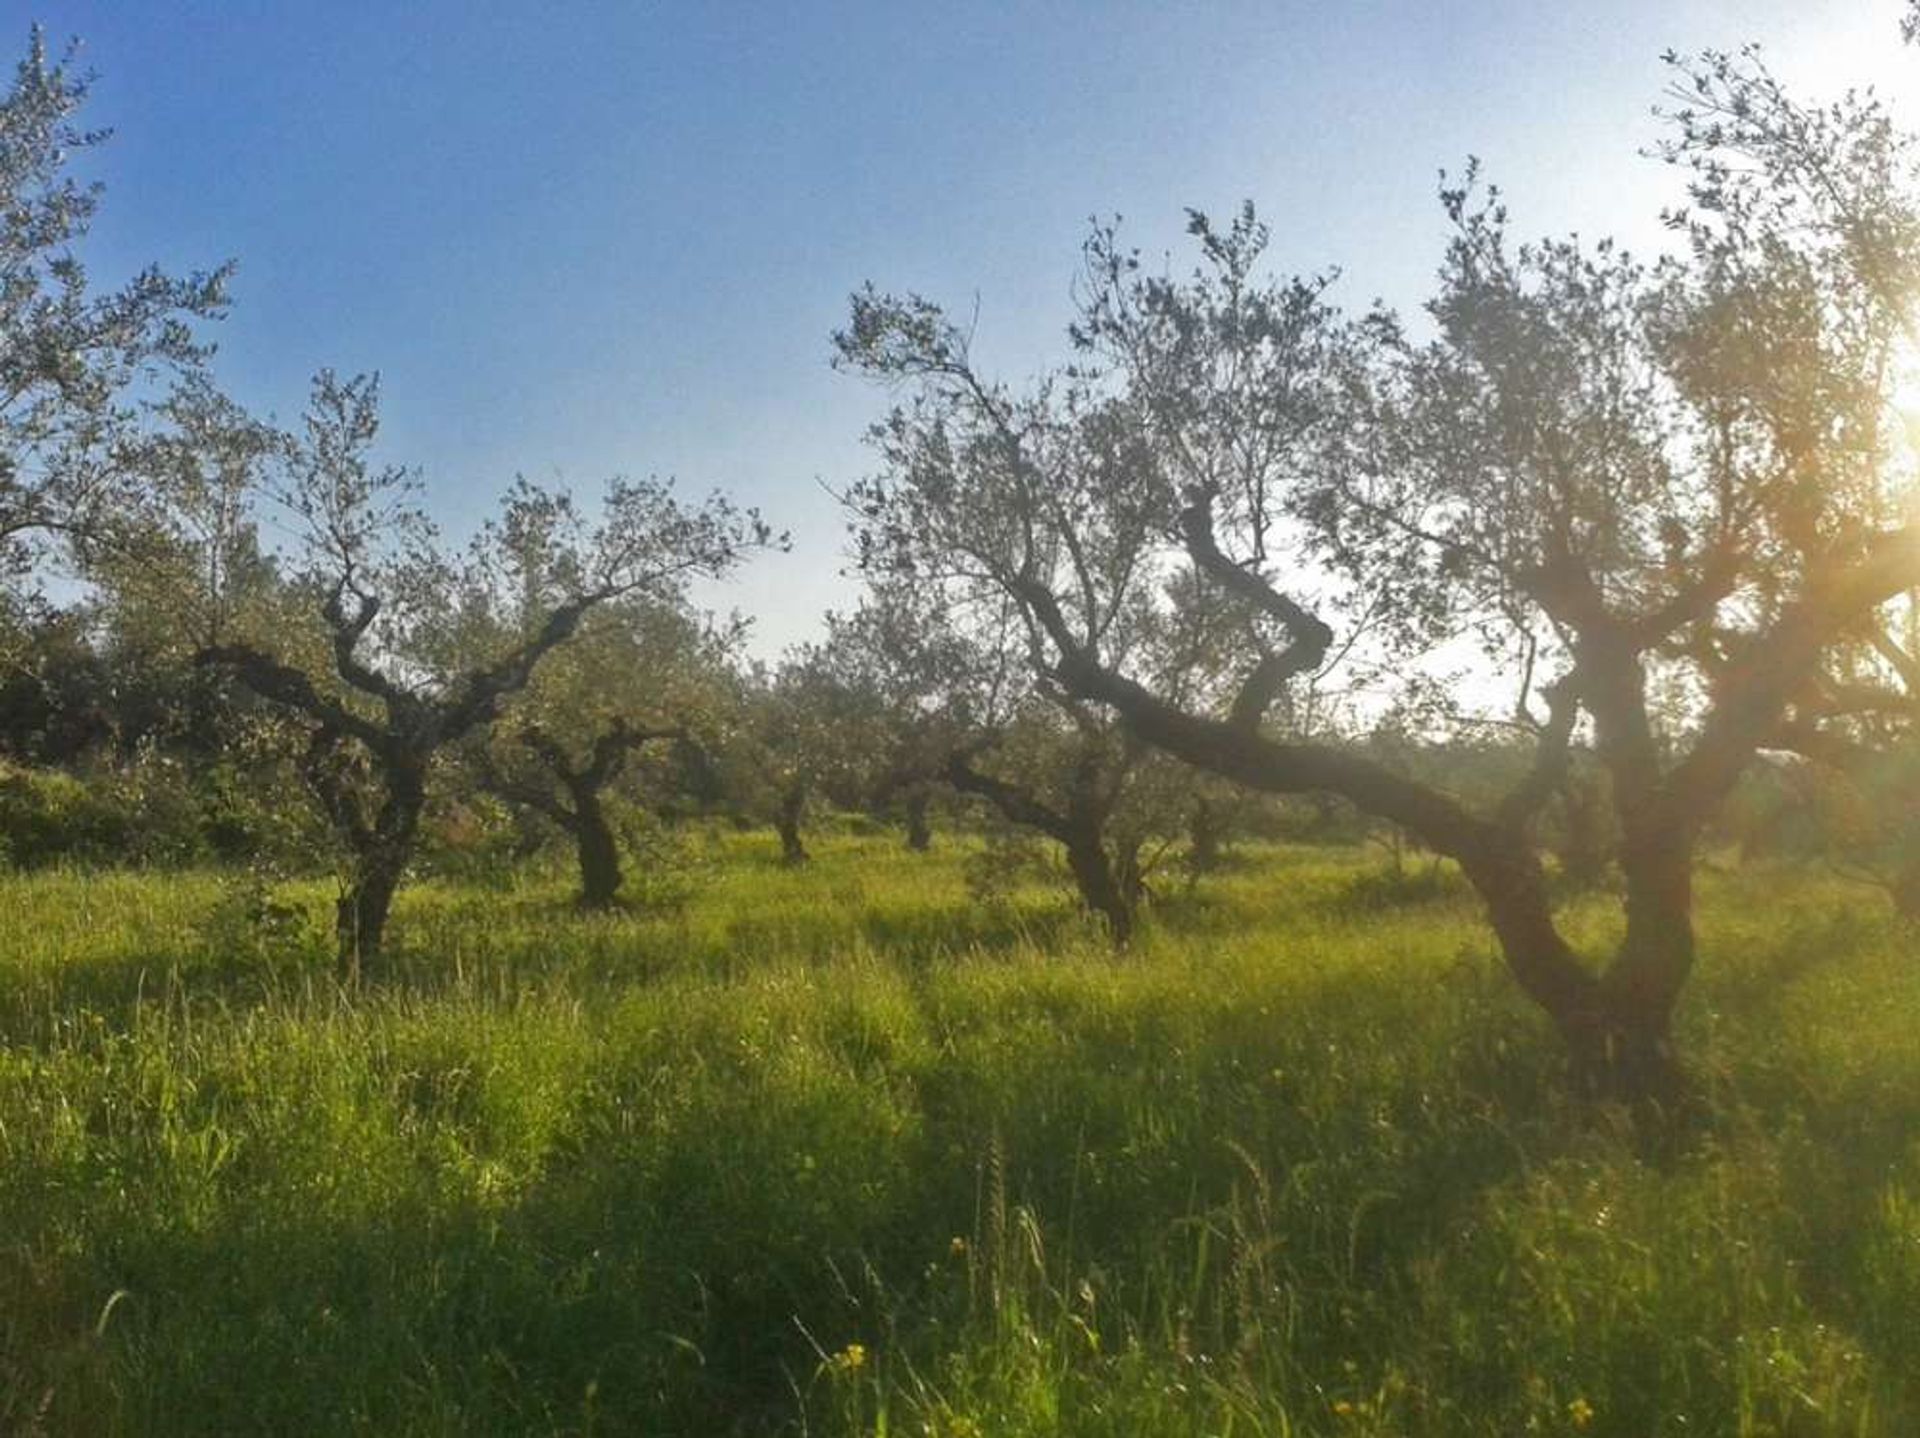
[946,747,1140,947]
[301,727,429,982]
[480,720,680,909]
[775,781,810,865]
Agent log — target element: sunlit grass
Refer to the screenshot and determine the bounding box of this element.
[1,834,1916,1433]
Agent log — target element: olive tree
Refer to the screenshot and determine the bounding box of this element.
[801,587,990,851]
[201,371,774,973]
[836,52,1920,1095]
[0,28,230,590]
[473,600,739,907]
[716,648,877,866]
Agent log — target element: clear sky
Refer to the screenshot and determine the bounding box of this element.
[26,0,1919,654]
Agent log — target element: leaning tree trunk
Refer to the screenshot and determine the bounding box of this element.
[776,783,809,865]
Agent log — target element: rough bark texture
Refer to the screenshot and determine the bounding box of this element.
[1554,770,1612,890]
[572,785,623,908]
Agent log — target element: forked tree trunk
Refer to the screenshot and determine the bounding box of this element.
[1455,826,1690,1102]
[945,749,1139,949]
[485,720,681,909]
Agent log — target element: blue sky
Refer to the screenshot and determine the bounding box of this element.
[26,0,1917,653]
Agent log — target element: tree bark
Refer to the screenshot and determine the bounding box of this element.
[1554,770,1611,889]
[945,749,1138,948]
[903,787,933,851]
[1063,821,1135,947]
[776,783,809,865]
[572,783,624,908]
[337,847,402,980]
[334,757,426,980]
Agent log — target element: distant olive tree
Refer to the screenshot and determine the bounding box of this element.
[473,601,740,907]
[824,576,1190,946]
[837,51,1920,1096]
[201,372,775,974]
[719,650,870,866]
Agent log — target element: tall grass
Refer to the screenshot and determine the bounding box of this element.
[1,835,1916,1433]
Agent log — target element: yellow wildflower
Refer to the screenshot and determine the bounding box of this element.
[1568,1396,1595,1429]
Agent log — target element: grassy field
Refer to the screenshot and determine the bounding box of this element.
[2,833,1918,1435]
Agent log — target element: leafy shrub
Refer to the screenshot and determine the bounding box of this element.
[197,870,325,970]
[961,831,1050,907]
[0,756,326,870]
[617,808,717,913]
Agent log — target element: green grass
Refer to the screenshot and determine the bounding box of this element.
[2,834,1918,1434]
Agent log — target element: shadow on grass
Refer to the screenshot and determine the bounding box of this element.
[0,944,1585,1435]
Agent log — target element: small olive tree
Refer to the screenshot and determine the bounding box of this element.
[473,601,740,907]
[201,372,773,973]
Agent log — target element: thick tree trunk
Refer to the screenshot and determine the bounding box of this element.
[573,788,624,908]
[776,784,809,865]
[337,848,403,980]
[1064,824,1134,948]
[1457,833,1685,1102]
[336,791,424,982]
[944,747,1137,948]
[904,787,933,852]
[333,755,429,981]
[1579,827,1694,1099]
